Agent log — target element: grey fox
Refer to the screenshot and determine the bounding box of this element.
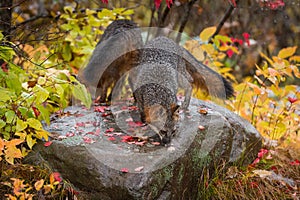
[131,36,234,144]
[131,36,192,144]
[78,19,143,102]
[78,19,234,144]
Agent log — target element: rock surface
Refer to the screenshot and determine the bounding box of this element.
[25,98,262,200]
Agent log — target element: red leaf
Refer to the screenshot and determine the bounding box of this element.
[94,106,107,113]
[250,158,260,167]
[242,32,250,46]
[290,159,300,166]
[166,0,173,8]
[154,0,162,9]
[102,113,110,117]
[121,168,129,173]
[128,121,144,127]
[66,132,75,137]
[250,181,259,188]
[228,0,237,7]
[121,135,134,142]
[108,137,116,141]
[76,122,85,127]
[83,136,95,144]
[151,142,161,146]
[101,0,108,4]
[128,106,139,111]
[106,128,115,133]
[52,172,62,182]
[95,129,101,136]
[288,97,297,104]
[44,141,52,147]
[32,106,40,117]
[135,141,146,146]
[226,49,234,58]
[258,149,268,158]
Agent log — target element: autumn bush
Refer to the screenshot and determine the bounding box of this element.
[0,6,132,199]
[184,26,300,199]
[0,2,299,199]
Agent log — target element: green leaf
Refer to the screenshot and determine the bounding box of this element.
[18,107,29,117]
[121,9,134,16]
[62,42,72,61]
[36,105,50,125]
[26,134,37,149]
[0,88,11,102]
[6,72,22,95]
[27,118,43,130]
[0,119,6,129]
[16,118,27,132]
[55,84,65,99]
[33,85,49,104]
[71,81,92,108]
[5,110,15,124]
[2,131,10,140]
[35,129,49,141]
[0,45,15,61]
[37,77,46,85]
[200,26,216,42]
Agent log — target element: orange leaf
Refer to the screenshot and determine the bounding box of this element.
[278,46,297,59]
[0,138,5,153]
[289,55,300,62]
[34,179,44,191]
[4,139,24,164]
[11,178,26,196]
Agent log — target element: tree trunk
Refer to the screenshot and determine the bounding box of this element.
[0,0,13,40]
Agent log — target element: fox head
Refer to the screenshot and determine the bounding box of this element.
[145,103,180,144]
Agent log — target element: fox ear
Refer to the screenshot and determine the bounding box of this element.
[145,104,167,124]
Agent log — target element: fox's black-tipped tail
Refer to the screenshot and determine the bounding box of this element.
[222,76,235,99]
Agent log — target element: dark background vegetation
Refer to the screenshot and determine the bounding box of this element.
[1,0,299,80]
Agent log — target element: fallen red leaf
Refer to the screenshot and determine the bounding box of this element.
[127,121,144,127]
[151,142,161,146]
[135,141,146,146]
[128,106,139,111]
[83,136,95,144]
[121,135,134,142]
[94,106,107,113]
[102,113,110,117]
[44,141,52,147]
[66,132,75,137]
[76,122,85,127]
[108,137,116,141]
[120,168,129,173]
[106,128,115,133]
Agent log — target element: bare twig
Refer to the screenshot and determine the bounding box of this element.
[209,0,239,42]
[10,14,55,31]
[176,0,198,43]
[0,0,27,10]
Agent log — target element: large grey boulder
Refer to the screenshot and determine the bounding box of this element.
[25,98,262,199]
